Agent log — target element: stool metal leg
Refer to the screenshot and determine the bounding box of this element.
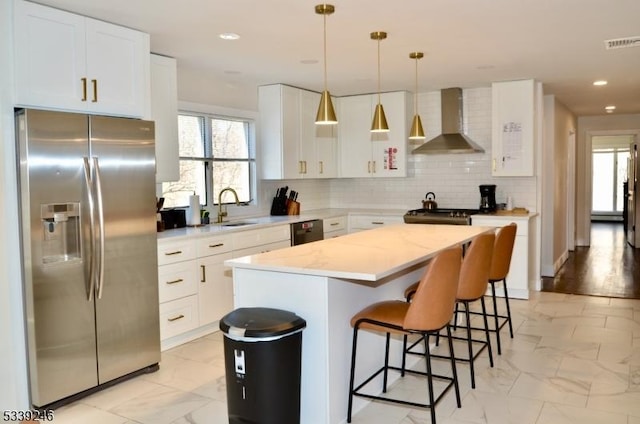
[347,326,359,423]
[463,302,476,389]
[383,332,391,393]
[423,333,437,424]
[446,325,461,408]
[490,281,502,355]
[503,278,514,338]
[481,297,494,368]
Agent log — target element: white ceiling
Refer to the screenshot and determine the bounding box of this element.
[32,0,640,115]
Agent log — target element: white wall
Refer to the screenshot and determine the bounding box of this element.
[328,88,538,212]
[0,0,30,410]
[540,95,576,276]
[576,114,640,245]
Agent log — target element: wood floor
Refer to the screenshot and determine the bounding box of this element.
[541,222,640,298]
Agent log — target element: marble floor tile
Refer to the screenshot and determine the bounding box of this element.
[47,292,640,424]
[536,402,627,424]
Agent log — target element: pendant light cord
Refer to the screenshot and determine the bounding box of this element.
[323,12,328,90]
[414,57,418,114]
[377,38,381,104]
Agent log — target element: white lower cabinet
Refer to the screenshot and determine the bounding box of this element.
[156,224,291,349]
[323,216,347,239]
[159,295,199,340]
[197,251,233,326]
[349,214,403,233]
[471,214,538,299]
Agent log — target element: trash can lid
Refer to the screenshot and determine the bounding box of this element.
[219,307,307,339]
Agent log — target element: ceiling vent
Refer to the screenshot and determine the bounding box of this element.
[604,36,640,50]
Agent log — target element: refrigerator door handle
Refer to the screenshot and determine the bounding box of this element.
[93,157,106,299]
[83,157,96,302]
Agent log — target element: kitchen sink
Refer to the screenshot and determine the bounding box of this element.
[220,220,258,227]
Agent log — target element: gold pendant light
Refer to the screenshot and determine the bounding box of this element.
[370,31,389,132]
[409,52,425,139]
[315,4,337,125]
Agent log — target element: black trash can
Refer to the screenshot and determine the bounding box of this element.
[219,307,307,424]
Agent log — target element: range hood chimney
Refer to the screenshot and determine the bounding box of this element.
[412,87,484,154]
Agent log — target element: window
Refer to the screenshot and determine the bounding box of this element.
[592,148,629,213]
[162,113,255,208]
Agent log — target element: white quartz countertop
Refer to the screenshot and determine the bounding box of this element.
[157,208,406,241]
[225,223,492,281]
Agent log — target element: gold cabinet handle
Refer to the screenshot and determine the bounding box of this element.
[200,265,206,282]
[168,314,185,322]
[319,161,324,174]
[367,161,371,173]
[81,78,87,101]
[164,250,182,256]
[372,161,376,173]
[209,243,224,248]
[165,278,183,285]
[330,222,339,226]
[91,79,98,102]
[371,221,384,225]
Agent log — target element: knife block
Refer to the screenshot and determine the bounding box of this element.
[287,200,300,215]
[270,196,288,216]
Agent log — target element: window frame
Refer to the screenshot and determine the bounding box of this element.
[163,109,257,210]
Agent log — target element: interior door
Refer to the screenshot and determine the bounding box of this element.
[628,143,638,246]
[89,116,160,383]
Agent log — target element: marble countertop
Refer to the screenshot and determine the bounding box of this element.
[157,208,407,241]
[225,223,492,281]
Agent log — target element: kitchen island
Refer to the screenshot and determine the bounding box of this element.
[225,223,492,424]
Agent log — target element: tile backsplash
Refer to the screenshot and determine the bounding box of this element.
[260,87,537,215]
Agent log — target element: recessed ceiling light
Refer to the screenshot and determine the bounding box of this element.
[605,105,616,113]
[593,80,608,86]
[219,33,240,41]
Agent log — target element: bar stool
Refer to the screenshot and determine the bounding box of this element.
[485,223,517,354]
[346,246,463,424]
[416,232,495,389]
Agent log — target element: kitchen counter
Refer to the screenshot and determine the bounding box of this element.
[156,207,406,241]
[226,223,492,424]
[226,223,490,281]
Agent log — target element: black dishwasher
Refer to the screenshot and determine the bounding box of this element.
[291,219,323,245]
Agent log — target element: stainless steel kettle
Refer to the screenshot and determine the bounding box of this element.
[422,192,438,210]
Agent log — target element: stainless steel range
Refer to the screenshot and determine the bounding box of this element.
[403,208,479,225]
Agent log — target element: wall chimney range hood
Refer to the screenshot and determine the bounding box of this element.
[412,87,484,154]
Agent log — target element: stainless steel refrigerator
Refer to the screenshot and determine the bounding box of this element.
[628,142,639,247]
[16,108,160,408]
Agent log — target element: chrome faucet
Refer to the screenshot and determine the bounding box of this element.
[217,187,240,223]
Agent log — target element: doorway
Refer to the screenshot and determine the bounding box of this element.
[591,135,631,222]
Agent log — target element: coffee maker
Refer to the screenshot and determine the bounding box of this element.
[479,184,497,213]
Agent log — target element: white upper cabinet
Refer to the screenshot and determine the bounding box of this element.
[491,79,538,177]
[259,84,338,180]
[14,1,150,118]
[337,91,409,178]
[150,54,179,183]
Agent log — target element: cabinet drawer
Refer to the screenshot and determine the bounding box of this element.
[350,215,403,230]
[233,240,291,258]
[158,261,197,303]
[323,216,347,233]
[157,239,195,266]
[196,234,233,257]
[159,295,198,340]
[232,225,290,250]
[470,217,528,236]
